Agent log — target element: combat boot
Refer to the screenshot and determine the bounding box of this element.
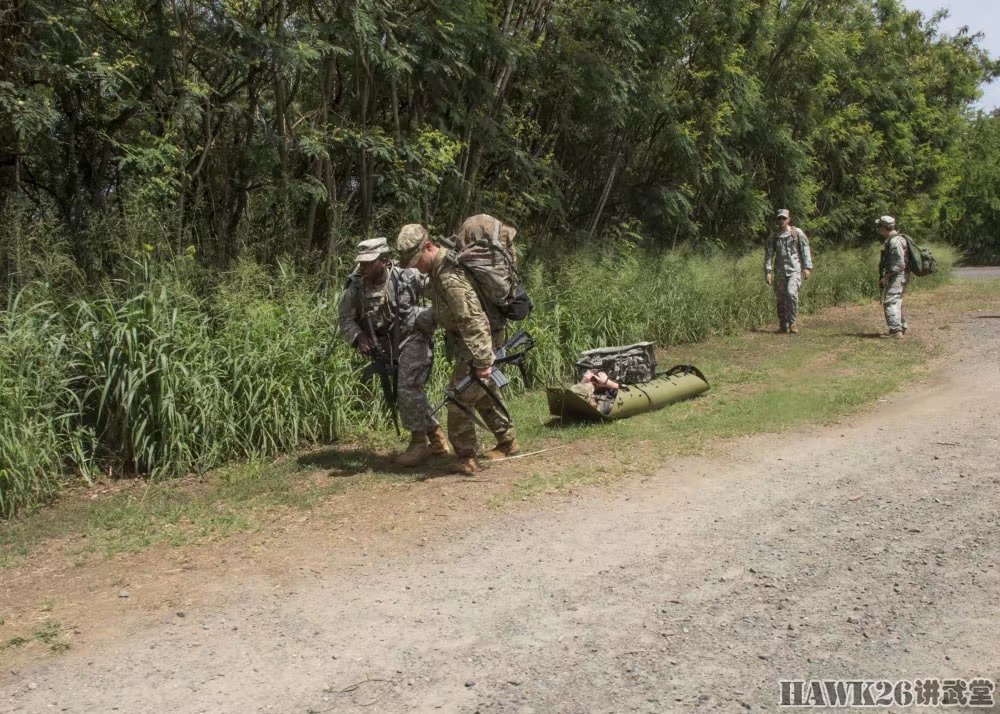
[485,438,520,460]
[427,426,450,456]
[454,456,478,476]
[788,323,799,334]
[394,432,431,467]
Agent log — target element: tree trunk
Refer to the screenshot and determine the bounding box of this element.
[589,153,621,238]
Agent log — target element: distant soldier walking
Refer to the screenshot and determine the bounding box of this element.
[765,208,813,333]
[877,215,909,338]
[338,236,449,466]
[396,225,518,476]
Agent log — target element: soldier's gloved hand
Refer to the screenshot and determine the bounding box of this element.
[356,334,374,357]
[474,365,493,380]
[803,269,812,280]
[765,273,773,285]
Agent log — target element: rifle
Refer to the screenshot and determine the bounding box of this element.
[430,328,535,431]
[360,311,401,436]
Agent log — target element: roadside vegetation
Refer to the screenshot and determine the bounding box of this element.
[1,0,998,515]
[4,266,990,570]
[0,244,954,517]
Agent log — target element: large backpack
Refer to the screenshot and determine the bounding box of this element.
[575,343,657,384]
[900,234,938,277]
[446,214,533,322]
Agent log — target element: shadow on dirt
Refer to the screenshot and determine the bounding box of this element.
[297,446,459,479]
[842,331,886,339]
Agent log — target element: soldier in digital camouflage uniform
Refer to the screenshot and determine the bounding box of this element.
[765,208,813,333]
[396,224,518,476]
[876,215,909,338]
[338,236,448,466]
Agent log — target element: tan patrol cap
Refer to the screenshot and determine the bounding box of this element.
[876,215,896,229]
[396,224,429,267]
[354,237,390,263]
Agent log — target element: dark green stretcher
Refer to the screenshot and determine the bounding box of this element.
[546,365,710,421]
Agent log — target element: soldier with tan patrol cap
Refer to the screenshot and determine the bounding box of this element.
[337,235,448,465]
[764,208,813,333]
[396,224,518,476]
[876,215,909,337]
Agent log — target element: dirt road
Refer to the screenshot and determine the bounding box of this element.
[3,281,1000,713]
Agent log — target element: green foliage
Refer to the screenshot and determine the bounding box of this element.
[941,113,1000,263]
[1,239,937,516]
[1,0,995,266]
[0,293,79,517]
[0,0,989,515]
[521,241,954,386]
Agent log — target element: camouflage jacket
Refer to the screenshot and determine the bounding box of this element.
[428,249,494,368]
[337,264,429,348]
[879,233,909,278]
[765,226,813,277]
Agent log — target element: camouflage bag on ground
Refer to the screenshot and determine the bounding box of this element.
[444,215,533,322]
[575,343,657,384]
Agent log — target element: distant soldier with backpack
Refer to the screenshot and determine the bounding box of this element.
[876,215,911,338]
[765,208,813,333]
[338,237,449,466]
[396,220,520,476]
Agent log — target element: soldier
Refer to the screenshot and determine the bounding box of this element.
[338,236,449,466]
[876,215,909,338]
[764,208,813,333]
[396,225,518,476]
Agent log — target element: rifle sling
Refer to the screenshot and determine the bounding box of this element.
[469,370,513,426]
[444,390,493,432]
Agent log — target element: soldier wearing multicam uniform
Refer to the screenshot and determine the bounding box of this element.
[765,208,814,333]
[338,236,449,466]
[877,215,909,338]
[396,224,518,476]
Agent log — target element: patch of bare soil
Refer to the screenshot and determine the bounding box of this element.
[2,278,1000,713]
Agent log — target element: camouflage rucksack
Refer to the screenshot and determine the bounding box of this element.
[575,343,657,384]
[900,234,938,277]
[444,215,533,323]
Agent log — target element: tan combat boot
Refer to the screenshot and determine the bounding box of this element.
[394,432,431,467]
[454,456,478,476]
[485,438,520,461]
[427,426,450,456]
[788,323,799,334]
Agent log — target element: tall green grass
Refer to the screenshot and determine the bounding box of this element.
[0,243,954,516]
[521,243,952,384]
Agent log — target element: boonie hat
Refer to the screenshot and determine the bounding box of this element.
[354,237,390,263]
[396,224,429,267]
[876,215,896,229]
[776,208,790,219]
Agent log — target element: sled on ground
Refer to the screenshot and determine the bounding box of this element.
[546,343,710,422]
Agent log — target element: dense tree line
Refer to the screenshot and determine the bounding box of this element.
[0,0,997,281]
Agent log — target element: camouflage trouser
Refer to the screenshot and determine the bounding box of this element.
[882,273,909,334]
[396,333,438,433]
[446,360,515,458]
[774,272,802,327]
